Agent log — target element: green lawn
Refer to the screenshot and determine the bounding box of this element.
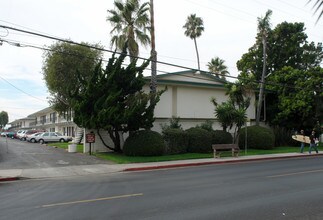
[95,146,308,164]
[47,143,317,164]
[47,142,83,153]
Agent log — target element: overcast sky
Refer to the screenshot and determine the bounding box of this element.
[0,0,322,123]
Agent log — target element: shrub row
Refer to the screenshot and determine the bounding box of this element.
[239,125,275,150]
[123,125,276,156]
[123,128,233,156]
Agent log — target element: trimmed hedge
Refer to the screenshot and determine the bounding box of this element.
[239,125,275,150]
[123,130,165,156]
[211,130,233,144]
[163,128,188,155]
[186,127,212,153]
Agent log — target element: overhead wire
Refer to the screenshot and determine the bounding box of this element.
[0,25,322,94]
[1,36,321,95]
[0,75,47,102]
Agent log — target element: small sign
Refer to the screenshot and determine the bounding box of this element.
[86,133,95,143]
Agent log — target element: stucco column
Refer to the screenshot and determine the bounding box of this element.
[172,86,177,117]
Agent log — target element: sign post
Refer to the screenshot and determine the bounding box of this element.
[86,133,95,155]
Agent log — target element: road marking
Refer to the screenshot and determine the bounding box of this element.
[267,169,323,178]
[41,193,143,208]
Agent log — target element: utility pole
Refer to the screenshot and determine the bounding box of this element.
[150,0,157,93]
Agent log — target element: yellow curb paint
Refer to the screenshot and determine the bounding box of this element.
[41,193,143,208]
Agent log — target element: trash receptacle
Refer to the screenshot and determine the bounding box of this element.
[68,143,77,153]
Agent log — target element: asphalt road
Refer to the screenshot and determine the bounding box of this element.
[0,137,112,169]
[1,156,323,220]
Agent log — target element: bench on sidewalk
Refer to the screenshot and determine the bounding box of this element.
[212,144,240,158]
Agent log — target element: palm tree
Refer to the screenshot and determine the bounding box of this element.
[183,14,204,70]
[207,57,229,80]
[256,9,272,126]
[307,0,323,23]
[107,0,150,59]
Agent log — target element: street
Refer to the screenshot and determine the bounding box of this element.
[1,156,323,220]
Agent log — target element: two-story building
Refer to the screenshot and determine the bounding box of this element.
[9,107,77,137]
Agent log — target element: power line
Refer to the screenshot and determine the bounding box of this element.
[0,75,47,103]
[0,25,322,93]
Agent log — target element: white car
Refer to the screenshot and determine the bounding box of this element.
[26,132,44,143]
[16,130,27,140]
[35,132,72,144]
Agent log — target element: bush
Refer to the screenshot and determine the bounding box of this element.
[239,125,275,150]
[161,116,182,132]
[186,127,212,153]
[123,130,165,156]
[163,128,188,155]
[196,120,214,132]
[211,130,233,144]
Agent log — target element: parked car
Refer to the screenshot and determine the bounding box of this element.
[35,132,72,144]
[0,131,15,138]
[1,131,8,137]
[6,131,15,139]
[22,130,45,141]
[16,130,27,140]
[26,132,44,143]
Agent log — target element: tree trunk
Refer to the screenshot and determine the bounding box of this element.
[256,37,267,126]
[150,0,157,93]
[193,38,200,70]
[107,128,122,153]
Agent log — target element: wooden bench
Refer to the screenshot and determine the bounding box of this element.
[212,144,240,158]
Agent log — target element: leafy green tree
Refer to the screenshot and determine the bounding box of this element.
[0,111,9,129]
[211,79,251,143]
[70,48,162,152]
[183,14,204,70]
[107,0,150,59]
[238,22,323,79]
[211,99,247,144]
[237,21,323,127]
[225,81,252,110]
[42,42,102,112]
[267,66,323,129]
[207,57,229,80]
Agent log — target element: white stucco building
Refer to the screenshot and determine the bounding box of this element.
[9,70,256,153]
[83,70,256,153]
[145,70,255,132]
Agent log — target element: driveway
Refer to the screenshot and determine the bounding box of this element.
[0,137,113,170]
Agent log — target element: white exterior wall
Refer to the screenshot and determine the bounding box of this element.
[176,86,225,118]
[152,85,172,118]
[83,128,129,153]
[145,83,256,134]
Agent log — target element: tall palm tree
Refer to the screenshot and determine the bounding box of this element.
[183,14,204,71]
[207,57,229,80]
[256,9,272,126]
[307,0,323,23]
[107,0,150,59]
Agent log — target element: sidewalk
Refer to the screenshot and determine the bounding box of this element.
[1,152,322,182]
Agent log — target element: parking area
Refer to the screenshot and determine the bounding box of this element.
[0,137,113,170]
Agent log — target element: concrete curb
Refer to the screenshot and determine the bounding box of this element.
[1,153,322,181]
[123,154,323,172]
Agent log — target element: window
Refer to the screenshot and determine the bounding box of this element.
[40,115,46,124]
[50,112,57,123]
